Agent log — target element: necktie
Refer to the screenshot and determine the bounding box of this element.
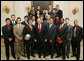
[19,24,21,32]
[56,19,59,24]
[13,21,14,25]
[39,24,41,33]
[30,26,32,31]
[7,25,10,30]
[59,24,62,32]
[74,27,76,37]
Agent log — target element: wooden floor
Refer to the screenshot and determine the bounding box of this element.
[1,37,83,60]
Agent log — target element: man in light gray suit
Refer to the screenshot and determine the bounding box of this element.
[13,17,25,60]
[65,18,73,58]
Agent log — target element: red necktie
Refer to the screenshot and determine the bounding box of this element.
[19,24,21,32]
[56,19,59,24]
[39,24,41,33]
[7,25,10,30]
[59,24,62,32]
[30,26,32,31]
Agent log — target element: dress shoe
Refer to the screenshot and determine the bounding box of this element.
[27,57,30,59]
[39,55,41,58]
[62,57,65,60]
[51,55,53,58]
[67,55,69,58]
[13,56,16,59]
[17,57,20,60]
[7,58,9,60]
[55,55,61,58]
[71,55,76,57]
[31,54,35,57]
[43,55,46,58]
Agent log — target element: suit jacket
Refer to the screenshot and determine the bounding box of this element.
[13,24,25,42]
[56,9,63,19]
[35,23,47,41]
[46,24,57,42]
[54,19,61,26]
[66,24,73,41]
[29,10,35,17]
[57,24,68,42]
[21,21,29,26]
[2,25,15,43]
[22,25,36,40]
[72,26,83,42]
[10,20,17,26]
[51,13,56,21]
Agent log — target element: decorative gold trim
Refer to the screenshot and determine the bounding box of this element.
[31,1,53,8]
[31,1,33,7]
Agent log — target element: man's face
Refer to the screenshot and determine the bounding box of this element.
[31,7,34,11]
[45,10,48,14]
[49,5,52,9]
[60,18,64,24]
[25,17,28,21]
[40,16,44,20]
[74,20,78,26]
[49,19,53,24]
[37,11,40,14]
[32,16,35,21]
[37,19,41,24]
[52,10,56,14]
[56,17,59,20]
[47,15,51,20]
[56,6,59,10]
[29,20,33,25]
[17,19,21,24]
[65,19,69,24]
[37,6,40,10]
[6,20,10,25]
[11,16,15,21]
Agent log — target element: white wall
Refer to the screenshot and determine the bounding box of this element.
[1,1,83,36]
[53,1,83,27]
[1,1,15,35]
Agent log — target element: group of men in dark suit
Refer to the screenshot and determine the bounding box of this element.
[2,5,83,60]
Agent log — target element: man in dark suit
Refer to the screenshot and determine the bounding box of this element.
[21,15,29,57]
[55,18,68,60]
[71,20,83,60]
[29,6,35,17]
[21,15,29,26]
[10,14,17,26]
[35,10,40,23]
[48,4,52,15]
[54,15,61,26]
[51,8,56,22]
[55,5,63,20]
[34,18,46,58]
[46,18,57,58]
[65,18,73,58]
[35,5,43,15]
[22,19,36,59]
[2,18,16,60]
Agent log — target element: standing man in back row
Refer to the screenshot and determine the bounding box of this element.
[71,20,83,60]
[10,14,17,26]
[55,5,63,20]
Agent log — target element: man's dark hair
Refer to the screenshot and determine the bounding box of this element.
[24,15,28,19]
[56,5,59,7]
[5,18,11,22]
[11,14,15,17]
[65,18,69,21]
[16,17,21,21]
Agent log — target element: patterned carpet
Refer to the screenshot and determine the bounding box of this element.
[1,37,83,60]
